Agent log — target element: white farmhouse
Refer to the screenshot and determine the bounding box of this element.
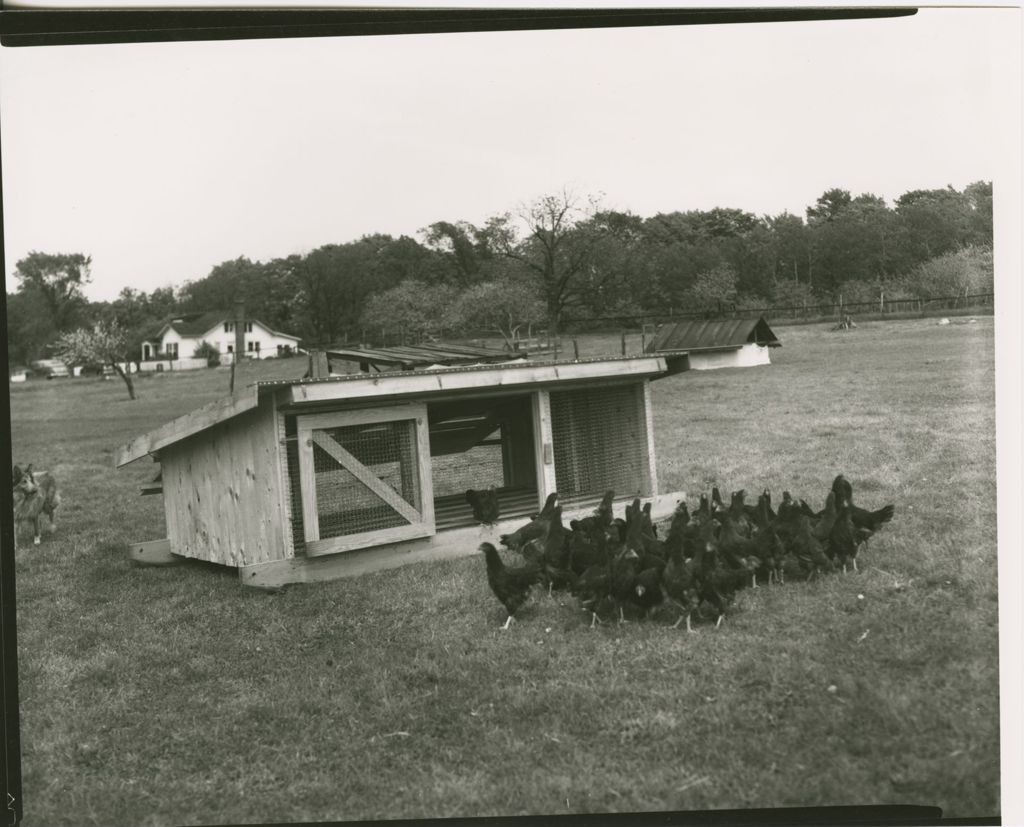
[141,311,302,366]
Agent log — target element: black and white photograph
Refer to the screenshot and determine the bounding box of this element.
[1,5,1021,825]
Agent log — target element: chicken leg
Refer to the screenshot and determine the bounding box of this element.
[501,614,515,630]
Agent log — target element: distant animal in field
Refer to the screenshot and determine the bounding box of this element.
[12,464,61,547]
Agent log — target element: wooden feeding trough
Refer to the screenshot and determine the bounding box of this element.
[115,350,686,588]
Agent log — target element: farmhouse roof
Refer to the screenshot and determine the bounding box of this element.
[114,354,670,467]
[143,312,301,343]
[645,316,780,353]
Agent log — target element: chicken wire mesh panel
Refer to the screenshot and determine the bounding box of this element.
[549,384,646,501]
[311,419,422,539]
[284,423,306,555]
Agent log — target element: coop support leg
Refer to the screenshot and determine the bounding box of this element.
[127,538,182,566]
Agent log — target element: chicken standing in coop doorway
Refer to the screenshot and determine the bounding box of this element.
[466,486,500,526]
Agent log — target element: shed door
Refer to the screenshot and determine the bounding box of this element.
[296,405,434,556]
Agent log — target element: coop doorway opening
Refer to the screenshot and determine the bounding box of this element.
[428,395,539,530]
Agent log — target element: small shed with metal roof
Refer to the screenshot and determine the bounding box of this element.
[115,350,685,588]
[645,316,781,371]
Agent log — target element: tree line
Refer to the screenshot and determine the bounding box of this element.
[6,181,994,372]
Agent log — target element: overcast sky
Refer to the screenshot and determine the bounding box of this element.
[0,6,1019,302]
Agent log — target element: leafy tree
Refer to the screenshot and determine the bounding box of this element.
[574,210,654,315]
[766,211,811,284]
[806,189,853,224]
[684,264,739,309]
[193,340,221,367]
[54,321,136,399]
[148,285,179,318]
[6,290,58,368]
[903,245,993,301]
[769,277,820,310]
[361,280,459,343]
[808,194,910,295]
[895,186,974,263]
[964,180,994,246]
[13,252,92,332]
[179,256,301,332]
[447,280,546,349]
[420,220,496,286]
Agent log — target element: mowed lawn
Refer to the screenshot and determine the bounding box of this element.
[9,318,999,825]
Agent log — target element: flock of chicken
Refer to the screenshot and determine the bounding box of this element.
[470,475,895,630]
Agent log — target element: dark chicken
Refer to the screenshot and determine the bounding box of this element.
[662,513,709,632]
[480,542,543,629]
[466,486,500,526]
[832,474,896,537]
[728,490,754,539]
[609,547,642,623]
[500,492,558,550]
[827,497,860,573]
[751,491,786,584]
[630,565,665,619]
[661,500,691,562]
[478,475,894,631]
[811,491,839,543]
[572,489,616,535]
[533,505,574,594]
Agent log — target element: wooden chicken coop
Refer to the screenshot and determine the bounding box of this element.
[115,352,686,588]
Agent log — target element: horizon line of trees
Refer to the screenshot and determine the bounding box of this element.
[6,180,994,373]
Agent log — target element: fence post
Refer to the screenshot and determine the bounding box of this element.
[573,338,580,361]
[620,331,626,356]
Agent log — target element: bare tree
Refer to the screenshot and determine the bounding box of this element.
[488,189,604,335]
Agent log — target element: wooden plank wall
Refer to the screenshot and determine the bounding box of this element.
[160,396,287,566]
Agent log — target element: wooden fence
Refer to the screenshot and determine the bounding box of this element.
[560,292,995,331]
[336,292,994,350]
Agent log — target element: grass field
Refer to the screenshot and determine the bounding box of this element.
[8,317,999,825]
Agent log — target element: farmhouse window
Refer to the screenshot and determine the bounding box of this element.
[245,322,253,333]
[167,342,178,358]
[247,341,255,352]
[295,405,435,556]
[224,322,233,333]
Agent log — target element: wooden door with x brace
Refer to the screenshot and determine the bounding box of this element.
[296,404,435,556]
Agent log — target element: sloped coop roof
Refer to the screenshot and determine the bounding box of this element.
[645,317,781,353]
[310,342,521,374]
[114,354,670,467]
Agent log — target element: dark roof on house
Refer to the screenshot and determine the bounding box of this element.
[315,342,527,374]
[168,312,225,337]
[645,316,781,353]
[142,312,301,342]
